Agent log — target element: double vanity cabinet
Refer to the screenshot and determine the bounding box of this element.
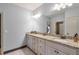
[26,33,79,55]
[27,35,45,55]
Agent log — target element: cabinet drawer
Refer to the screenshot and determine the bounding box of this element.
[46,40,76,55]
[46,46,65,55]
[46,46,56,55]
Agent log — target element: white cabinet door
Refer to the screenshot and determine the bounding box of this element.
[46,40,65,55]
[26,35,29,46]
[27,35,30,47]
[46,46,56,55]
[46,40,76,55]
[27,36,38,54]
[34,37,38,53]
[38,38,46,55]
[46,46,65,55]
[27,35,33,49]
[32,36,35,51]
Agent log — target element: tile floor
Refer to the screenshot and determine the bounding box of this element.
[5,47,35,55]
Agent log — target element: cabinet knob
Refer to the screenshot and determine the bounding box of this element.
[40,46,42,48]
[56,51,59,54]
[54,50,59,54]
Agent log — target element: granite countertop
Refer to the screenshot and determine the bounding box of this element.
[26,33,79,49]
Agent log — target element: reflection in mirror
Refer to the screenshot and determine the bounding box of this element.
[56,21,64,35]
[48,3,79,38]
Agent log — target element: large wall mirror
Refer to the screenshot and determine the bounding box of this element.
[49,4,79,37]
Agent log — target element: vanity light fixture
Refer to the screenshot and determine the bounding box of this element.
[60,3,66,9]
[52,3,73,11]
[66,3,73,7]
[53,4,61,11]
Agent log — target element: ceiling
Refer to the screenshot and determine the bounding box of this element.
[33,3,76,16]
[15,3,43,11]
[14,3,76,16]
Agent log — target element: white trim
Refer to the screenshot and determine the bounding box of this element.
[1,12,4,54]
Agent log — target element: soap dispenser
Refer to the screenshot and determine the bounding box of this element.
[47,24,50,34]
[73,33,78,42]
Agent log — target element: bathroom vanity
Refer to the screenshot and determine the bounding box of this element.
[26,33,79,55]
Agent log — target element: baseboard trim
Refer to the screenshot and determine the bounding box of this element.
[27,46,37,55]
[4,45,27,54]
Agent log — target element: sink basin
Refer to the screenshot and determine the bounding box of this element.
[42,34,47,36]
[60,36,67,39]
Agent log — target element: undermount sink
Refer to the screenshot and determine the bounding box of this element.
[42,33,49,36]
[42,34,47,36]
[60,36,66,39]
[60,35,72,39]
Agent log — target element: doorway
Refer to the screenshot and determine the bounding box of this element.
[56,21,64,35]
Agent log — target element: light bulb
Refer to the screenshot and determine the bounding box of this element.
[53,4,61,11]
[65,3,73,7]
[52,3,72,11]
[67,3,72,7]
[62,4,66,9]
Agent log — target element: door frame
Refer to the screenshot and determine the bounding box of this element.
[0,12,4,55]
[56,21,63,35]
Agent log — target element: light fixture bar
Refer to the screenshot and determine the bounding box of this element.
[52,3,73,11]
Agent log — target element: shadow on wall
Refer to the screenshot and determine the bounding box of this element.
[22,34,27,47]
[22,34,34,55]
